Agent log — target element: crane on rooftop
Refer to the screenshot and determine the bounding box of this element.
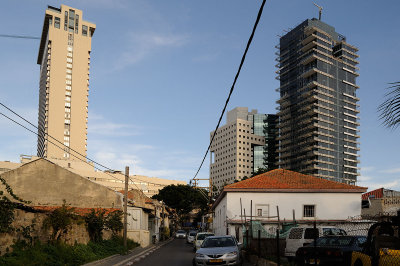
[313,2,323,21]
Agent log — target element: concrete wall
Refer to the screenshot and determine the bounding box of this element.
[127,230,150,247]
[0,209,114,255]
[1,158,123,209]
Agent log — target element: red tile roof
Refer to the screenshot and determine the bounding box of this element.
[33,206,121,216]
[224,169,367,191]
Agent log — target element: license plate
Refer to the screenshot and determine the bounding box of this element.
[307,259,320,265]
[209,259,223,263]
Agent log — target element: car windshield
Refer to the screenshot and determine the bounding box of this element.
[202,237,235,248]
[177,230,185,233]
[315,236,354,246]
[197,234,214,240]
[190,232,197,236]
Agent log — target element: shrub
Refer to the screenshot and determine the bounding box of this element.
[42,201,77,241]
[85,209,106,242]
[104,210,123,237]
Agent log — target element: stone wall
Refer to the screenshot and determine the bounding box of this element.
[0,209,114,255]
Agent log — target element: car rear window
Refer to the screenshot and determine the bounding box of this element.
[203,237,235,248]
[177,230,185,233]
[190,232,197,236]
[315,236,353,246]
[197,233,213,240]
[304,228,319,239]
[289,228,303,239]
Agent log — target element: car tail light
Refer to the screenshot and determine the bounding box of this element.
[333,250,342,257]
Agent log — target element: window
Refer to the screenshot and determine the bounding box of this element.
[54,17,60,29]
[64,11,68,30]
[75,14,79,34]
[82,25,88,36]
[257,209,262,216]
[303,205,315,218]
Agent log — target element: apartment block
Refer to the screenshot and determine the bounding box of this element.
[209,107,278,194]
[276,18,360,184]
[37,5,95,160]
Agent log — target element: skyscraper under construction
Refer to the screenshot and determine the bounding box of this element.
[276,18,360,184]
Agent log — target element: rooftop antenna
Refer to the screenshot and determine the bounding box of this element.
[313,2,323,20]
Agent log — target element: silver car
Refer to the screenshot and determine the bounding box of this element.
[194,235,242,266]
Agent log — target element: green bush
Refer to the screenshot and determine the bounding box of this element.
[0,237,139,265]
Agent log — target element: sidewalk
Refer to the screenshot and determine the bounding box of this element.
[84,238,174,266]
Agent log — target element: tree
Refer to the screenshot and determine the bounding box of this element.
[378,82,400,129]
[0,177,31,233]
[105,210,123,237]
[152,185,208,216]
[250,167,268,177]
[42,201,76,241]
[85,209,106,242]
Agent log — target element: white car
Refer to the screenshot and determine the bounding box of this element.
[175,229,187,239]
[187,230,197,243]
[285,226,347,259]
[194,232,214,251]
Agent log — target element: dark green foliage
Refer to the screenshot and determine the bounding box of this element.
[0,177,31,233]
[85,209,106,242]
[15,219,37,246]
[379,81,400,129]
[0,237,139,266]
[251,167,268,177]
[152,184,208,216]
[104,210,123,237]
[42,201,77,241]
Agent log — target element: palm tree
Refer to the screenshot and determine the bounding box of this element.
[378,82,400,129]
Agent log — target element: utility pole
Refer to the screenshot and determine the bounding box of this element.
[123,166,129,249]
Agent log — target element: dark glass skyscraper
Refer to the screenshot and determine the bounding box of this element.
[277,18,360,184]
[249,114,278,171]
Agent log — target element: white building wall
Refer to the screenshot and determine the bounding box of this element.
[226,192,361,221]
[213,195,227,236]
[213,191,362,236]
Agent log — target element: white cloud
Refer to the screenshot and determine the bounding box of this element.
[114,32,189,70]
[88,122,142,136]
[380,167,400,174]
[360,166,375,173]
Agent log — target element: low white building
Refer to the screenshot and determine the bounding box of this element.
[212,169,367,238]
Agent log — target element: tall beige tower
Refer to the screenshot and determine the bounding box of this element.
[37,5,95,160]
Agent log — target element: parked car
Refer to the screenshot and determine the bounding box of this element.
[175,229,187,239]
[285,226,347,259]
[194,232,214,251]
[187,230,198,244]
[194,235,242,266]
[295,235,366,266]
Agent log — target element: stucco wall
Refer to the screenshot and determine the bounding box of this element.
[226,192,361,221]
[1,159,123,209]
[213,191,362,236]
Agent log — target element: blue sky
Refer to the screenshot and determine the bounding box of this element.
[1,0,399,191]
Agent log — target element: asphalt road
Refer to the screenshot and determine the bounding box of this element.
[86,238,254,266]
[132,238,196,266]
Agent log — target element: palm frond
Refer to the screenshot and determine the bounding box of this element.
[378,82,400,129]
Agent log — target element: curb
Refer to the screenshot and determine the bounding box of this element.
[114,238,174,266]
[84,238,174,266]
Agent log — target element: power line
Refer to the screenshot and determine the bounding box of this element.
[0,107,145,195]
[0,34,40,40]
[191,0,267,186]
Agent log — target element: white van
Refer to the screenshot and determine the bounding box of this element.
[284,226,347,259]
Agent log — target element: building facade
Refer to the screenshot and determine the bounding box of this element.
[211,169,367,237]
[276,18,360,184]
[209,107,278,194]
[37,5,95,160]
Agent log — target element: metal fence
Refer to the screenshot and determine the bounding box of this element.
[241,213,400,266]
